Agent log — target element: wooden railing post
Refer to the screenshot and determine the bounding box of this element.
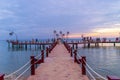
[30,56,35,75]
[41,50,44,63]
[46,47,49,57]
[74,50,77,62]
[0,74,4,80]
[107,75,120,80]
[71,47,73,57]
[81,56,86,75]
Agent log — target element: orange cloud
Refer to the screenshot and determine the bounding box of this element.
[68,27,120,38]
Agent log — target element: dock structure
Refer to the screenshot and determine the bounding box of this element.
[27,42,89,80]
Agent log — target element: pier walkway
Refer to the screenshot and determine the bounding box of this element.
[27,42,89,80]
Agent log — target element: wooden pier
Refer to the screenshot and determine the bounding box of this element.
[27,42,89,80]
[7,39,120,50]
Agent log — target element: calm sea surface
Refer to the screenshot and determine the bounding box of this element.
[0,40,120,78]
[0,40,40,75]
[78,43,120,77]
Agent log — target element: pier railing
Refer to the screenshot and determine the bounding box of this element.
[3,51,42,80]
[63,42,120,80]
[0,41,57,80]
[72,49,120,80]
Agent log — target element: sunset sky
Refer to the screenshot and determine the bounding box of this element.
[0,0,120,40]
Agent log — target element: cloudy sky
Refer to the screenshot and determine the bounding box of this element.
[0,0,120,40]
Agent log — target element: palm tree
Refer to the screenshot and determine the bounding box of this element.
[53,30,57,39]
[59,31,62,38]
[9,32,14,36]
[56,34,59,39]
[62,34,65,40]
[9,31,18,41]
[67,31,69,39]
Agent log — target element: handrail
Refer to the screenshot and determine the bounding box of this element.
[84,60,107,80]
[14,65,31,80]
[5,60,31,78]
[4,53,42,79]
[86,68,96,80]
[75,51,107,80]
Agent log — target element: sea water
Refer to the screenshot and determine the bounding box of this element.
[78,43,120,78]
[0,40,41,75]
[0,40,120,78]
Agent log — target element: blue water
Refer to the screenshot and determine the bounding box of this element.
[0,40,120,78]
[78,44,120,77]
[0,41,41,75]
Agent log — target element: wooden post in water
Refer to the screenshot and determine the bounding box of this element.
[114,42,116,47]
[0,74,4,80]
[30,56,35,75]
[75,43,78,49]
[74,50,77,62]
[25,44,27,50]
[81,56,86,75]
[87,42,90,48]
[72,44,74,49]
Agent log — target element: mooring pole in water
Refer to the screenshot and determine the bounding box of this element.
[81,56,86,75]
[30,56,35,75]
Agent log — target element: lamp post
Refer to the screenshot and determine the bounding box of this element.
[66,31,69,41]
[9,31,18,41]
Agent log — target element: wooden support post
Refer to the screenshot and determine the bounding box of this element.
[74,50,77,62]
[72,44,74,49]
[76,43,78,49]
[25,44,27,50]
[107,75,120,80]
[114,43,115,47]
[71,47,73,57]
[41,50,44,63]
[0,74,4,80]
[46,47,49,57]
[88,43,90,48]
[30,56,35,75]
[81,56,86,75]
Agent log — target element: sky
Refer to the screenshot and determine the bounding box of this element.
[0,0,120,40]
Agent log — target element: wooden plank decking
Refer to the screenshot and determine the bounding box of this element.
[27,43,89,80]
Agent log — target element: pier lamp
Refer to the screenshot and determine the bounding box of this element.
[9,31,18,41]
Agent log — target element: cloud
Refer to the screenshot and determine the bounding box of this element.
[1,0,120,39]
[0,9,15,19]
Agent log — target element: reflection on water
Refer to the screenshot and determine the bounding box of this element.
[78,44,120,77]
